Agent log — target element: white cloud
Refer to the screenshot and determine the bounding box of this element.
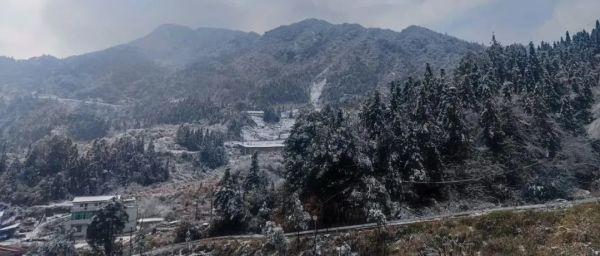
[0,0,57,58]
[536,0,600,42]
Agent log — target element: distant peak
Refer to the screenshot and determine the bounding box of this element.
[295,18,333,26]
[151,23,195,34]
[401,25,433,33]
[264,18,334,39]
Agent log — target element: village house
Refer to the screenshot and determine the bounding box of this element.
[68,195,137,239]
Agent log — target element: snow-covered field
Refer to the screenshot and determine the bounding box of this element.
[309,68,329,109]
[241,111,295,142]
[310,78,326,109]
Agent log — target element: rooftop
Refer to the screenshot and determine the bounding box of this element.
[138,217,165,223]
[245,110,264,115]
[72,195,117,203]
[229,140,285,148]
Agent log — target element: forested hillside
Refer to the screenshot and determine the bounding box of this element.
[277,21,600,227]
[0,19,481,146]
[0,19,485,206]
[173,20,600,241]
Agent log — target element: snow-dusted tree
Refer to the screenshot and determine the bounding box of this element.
[531,92,561,158]
[212,169,247,234]
[454,57,480,109]
[243,152,263,192]
[559,97,579,133]
[0,142,6,174]
[439,86,470,162]
[480,99,505,154]
[487,35,507,91]
[34,227,77,256]
[285,192,310,234]
[262,221,289,256]
[360,92,390,175]
[86,199,129,256]
[285,107,361,198]
[526,42,544,87]
[360,92,386,140]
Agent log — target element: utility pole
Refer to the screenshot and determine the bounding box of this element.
[312,215,317,255]
[129,227,133,256]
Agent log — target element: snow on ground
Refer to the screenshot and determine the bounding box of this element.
[309,68,329,110]
[35,94,123,109]
[586,87,600,138]
[241,111,295,142]
[587,119,600,138]
[310,78,326,109]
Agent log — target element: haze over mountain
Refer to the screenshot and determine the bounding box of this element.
[0,19,482,106]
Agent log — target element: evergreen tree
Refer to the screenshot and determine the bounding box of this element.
[480,99,505,154]
[244,152,262,192]
[487,34,506,92]
[263,107,281,123]
[285,192,310,233]
[35,227,77,256]
[559,97,579,133]
[86,199,129,256]
[526,42,543,86]
[360,92,390,175]
[454,57,480,109]
[0,142,6,174]
[360,92,386,140]
[439,86,470,162]
[213,169,247,234]
[532,92,561,158]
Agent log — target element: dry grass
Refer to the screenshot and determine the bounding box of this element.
[174,203,600,255]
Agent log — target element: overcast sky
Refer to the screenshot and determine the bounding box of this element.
[1,0,599,59]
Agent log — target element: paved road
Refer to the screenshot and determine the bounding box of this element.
[140,197,600,255]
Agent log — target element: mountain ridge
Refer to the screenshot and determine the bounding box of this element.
[0,18,483,106]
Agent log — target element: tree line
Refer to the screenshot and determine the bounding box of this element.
[0,135,169,205]
[280,21,600,226]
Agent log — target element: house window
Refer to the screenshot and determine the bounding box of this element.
[71,211,96,220]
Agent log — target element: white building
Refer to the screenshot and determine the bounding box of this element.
[227,140,285,154]
[68,195,137,238]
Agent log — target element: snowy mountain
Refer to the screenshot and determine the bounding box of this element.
[0,19,482,106]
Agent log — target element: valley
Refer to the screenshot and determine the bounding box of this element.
[0,15,600,256]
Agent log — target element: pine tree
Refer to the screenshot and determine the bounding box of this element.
[480,99,505,154]
[527,42,543,87]
[532,92,561,158]
[360,92,390,174]
[487,34,507,91]
[244,152,261,192]
[559,97,579,133]
[389,80,403,113]
[213,169,247,234]
[285,192,309,237]
[0,142,7,174]
[360,92,386,140]
[454,57,480,109]
[439,86,470,162]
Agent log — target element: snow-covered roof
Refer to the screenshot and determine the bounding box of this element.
[245,110,264,115]
[230,140,285,148]
[72,195,117,203]
[138,218,165,223]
